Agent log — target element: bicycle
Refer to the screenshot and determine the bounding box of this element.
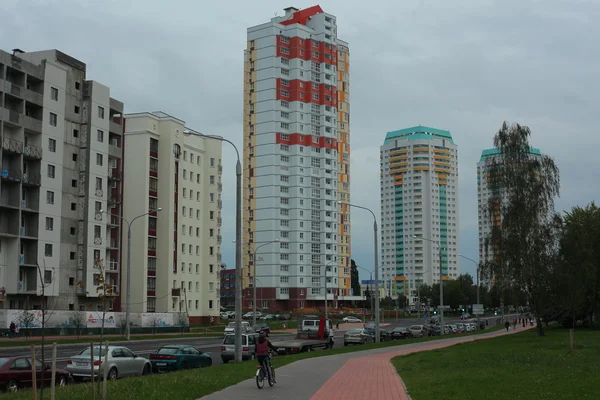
[256,356,275,389]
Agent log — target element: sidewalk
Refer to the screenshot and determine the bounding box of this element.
[199,324,532,400]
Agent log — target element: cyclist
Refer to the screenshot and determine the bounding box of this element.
[256,330,277,383]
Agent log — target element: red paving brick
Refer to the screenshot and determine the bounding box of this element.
[310,324,532,400]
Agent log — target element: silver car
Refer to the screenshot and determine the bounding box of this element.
[221,333,259,363]
[344,329,373,345]
[66,345,152,381]
[408,325,427,338]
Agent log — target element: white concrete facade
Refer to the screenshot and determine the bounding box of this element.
[1,49,124,311]
[122,112,222,322]
[380,126,460,307]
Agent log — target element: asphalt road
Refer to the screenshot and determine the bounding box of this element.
[0,315,512,370]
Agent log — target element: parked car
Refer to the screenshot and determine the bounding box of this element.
[220,333,259,363]
[343,329,374,346]
[224,321,252,335]
[67,345,151,381]
[342,316,362,323]
[408,325,427,338]
[149,345,212,372]
[261,314,276,320]
[430,326,442,336]
[455,323,466,333]
[278,313,291,320]
[219,312,229,320]
[253,323,270,336]
[390,327,413,340]
[364,327,391,342]
[0,357,70,392]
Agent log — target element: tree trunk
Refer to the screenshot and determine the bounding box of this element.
[569,315,575,353]
[536,317,544,336]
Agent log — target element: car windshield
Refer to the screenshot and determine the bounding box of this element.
[226,322,236,328]
[157,347,180,355]
[223,335,247,345]
[347,329,362,334]
[394,328,407,332]
[0,358,11,368]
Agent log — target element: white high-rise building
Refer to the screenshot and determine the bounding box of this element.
[122,112,222,324]
[1,49,125,311]
[243,6,356,311]
[380,126,460,307]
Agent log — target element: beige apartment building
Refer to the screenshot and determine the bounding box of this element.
[122,112,222,324]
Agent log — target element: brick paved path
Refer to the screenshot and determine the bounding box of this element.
[199,324,531,400]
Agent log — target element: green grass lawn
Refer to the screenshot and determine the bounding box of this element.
[0,325,507,400]
[392,327,600,400]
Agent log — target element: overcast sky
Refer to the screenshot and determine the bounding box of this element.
[3,0,599,280]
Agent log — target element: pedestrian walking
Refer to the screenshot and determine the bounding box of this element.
[504,321,510,332]
[512,319,517,330]
[9,322,15,338]
[522,318,526,327]
[14,326,19,338]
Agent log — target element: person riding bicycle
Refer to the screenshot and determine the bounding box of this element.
[256,330,277,382]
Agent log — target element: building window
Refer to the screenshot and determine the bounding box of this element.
[208,300,214,309]
[98,106,105,119]
[210,175,215,185]
[45,217,53,231]
[210,158,215,167]
[96,153,103,166]
[49,112,57,126]
[46,191,54,205]
[44,244,53,257]
[48,138,56,152]
[74,106,80,114]
[95,177,102,190]
[47,164,55,178]
[50,87,58,101]
[97,130,104,142]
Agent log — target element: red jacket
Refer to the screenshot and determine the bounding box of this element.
[256,338,276,356]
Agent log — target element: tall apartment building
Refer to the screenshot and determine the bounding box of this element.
[477,147,542,265]
[122,112,222,323]
[380,126,460,308]
[0,49,124,311]
[243,5,353,311]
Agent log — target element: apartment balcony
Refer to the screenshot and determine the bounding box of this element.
[21,198,39,212]
[22,143,42,160]
[22,116,42,133]
[19,253,37,267]
[108,194,121,205]
[149,188,157,197]
[147,290,156,297]
[218,165,223,174]
[0,169,21,182]
[149,168,158,178]
[109,168,121,180]
[20,225,39,239]
[217,183,223,192]
[22,173,41,187]
[0,221,19,237]
[147,269,156,277]
[110,118,122,135]
[148,228,157,237]
[107,239,119,250]
[108,216,119,227]
[2,109,21,128]
[217,200,222,209]
[1,137,23,154]
[217,217,222,227]
[107,261,119,272]
[217,235,222,244]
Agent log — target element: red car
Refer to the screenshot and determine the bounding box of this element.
[0,356,70,392]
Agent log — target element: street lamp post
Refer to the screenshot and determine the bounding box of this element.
[253,240,278,326]
[101,208,162,340]
[324,260,337,320]
[183,131,242,362]
[339,201,380,343]
[414,235,445,335]
[460,254,481,330]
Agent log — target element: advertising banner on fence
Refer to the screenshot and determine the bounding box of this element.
[86,312,117,328]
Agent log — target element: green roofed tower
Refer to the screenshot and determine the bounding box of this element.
[380,126,460,310]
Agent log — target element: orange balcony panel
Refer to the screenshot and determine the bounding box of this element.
[434,161,451,166]
[339,92,345,102]
[442,276,451,281]
[434,149,451,155]
[394,181,403,186]
[389,149,408,156]
[414,167,429,171]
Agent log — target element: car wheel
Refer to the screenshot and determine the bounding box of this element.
[142,364,152,375]
[7,379,18,392]
[108,367,118,381]
[57,375,67,387]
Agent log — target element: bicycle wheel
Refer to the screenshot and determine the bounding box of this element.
[268,366,276,387]
[256,369,264,389]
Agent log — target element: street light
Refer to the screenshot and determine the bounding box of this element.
[338,201,380,343]
[355,264,374,318]
[460,254,481,330]
[413,234,445,335]
[183,130,243,362]
[324,259,337,320]
[253,240,279,326]
[100,207,162,340]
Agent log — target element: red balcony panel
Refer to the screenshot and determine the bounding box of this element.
[148,270,156,277]
[149,170,158,177]
[148,229,157,236]
[150,150,158,158]
[147,290,156,296]
[148,249,156,256]
[149,189,157,197]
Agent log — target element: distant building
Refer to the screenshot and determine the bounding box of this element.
[380,126,460,308]
[220,268,235,309]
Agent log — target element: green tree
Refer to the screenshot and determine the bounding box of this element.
[350,259,361,298]
[485,122,561,336]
